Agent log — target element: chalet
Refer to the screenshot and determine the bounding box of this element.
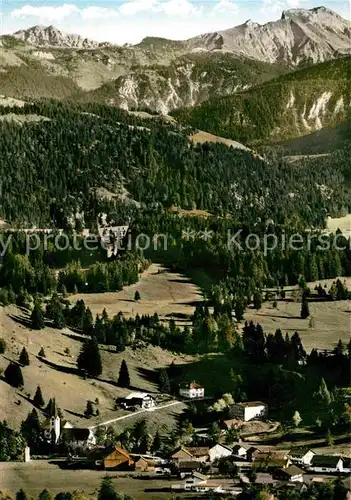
[209,443,232,462]
[134,457,156,472]
[170,446,194,463]
[94,444,134,470]
[229,401,268,421]
[118,392,156,410]
[183,472,208,490]
[309,455,344,473]
[179,381,205,399]
[254,452,291,470]
[231,444,248,459]
[178,461,203,477]
[185,447,209,462]
[289,448,315,466]
[273,465,305,482]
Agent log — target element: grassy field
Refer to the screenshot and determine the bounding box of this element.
[0,461,195,499]
[243,277,351,353]
[70,263,202,323]
[0,303,197,429]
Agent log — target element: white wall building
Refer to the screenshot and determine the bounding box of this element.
[289,449,315,466]
[230,402,268,421]
[309,456,344,473]
[209,444,233,462]
[123,392,156,409]
[179,382,205,399]
[183,472,208,490]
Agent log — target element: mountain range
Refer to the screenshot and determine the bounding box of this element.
[0,6,350,143]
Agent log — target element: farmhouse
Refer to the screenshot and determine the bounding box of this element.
[231,444,248,459]
[209,443,233,462]
[179,381,205,399]
[170,446,194,462]
[309,455,344,473]
[178,461,203,477]
[274,465,305,482]
[229,401,268,421]
[118,392,156,410]
[289,448,315,466]
[254,452,291,470]
[185,447,209,462]
[134,457,156,472]
[183,472,208,490]
[94,444,134,470]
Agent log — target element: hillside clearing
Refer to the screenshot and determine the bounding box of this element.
[0,304,196,428]
[243,280,351,353]
[70,263,202,322]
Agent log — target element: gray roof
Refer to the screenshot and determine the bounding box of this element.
[311,455,342,467]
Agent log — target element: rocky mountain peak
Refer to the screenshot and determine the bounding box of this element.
[13,25,100,49]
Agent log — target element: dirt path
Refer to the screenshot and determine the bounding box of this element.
[89,401,182,429]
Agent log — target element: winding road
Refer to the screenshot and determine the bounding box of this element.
[89,400,183,429]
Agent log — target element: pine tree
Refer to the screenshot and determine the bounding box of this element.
[21,408,41,450]
[16,489,28,500]
[253,290,262,310]
[300,297,310,319]
[134,290,141,301]
[83,307,94,335]
[117,360,130,388]
[77,337,102,377]
[84,400,94,418]
[4,362,24,388]
[33,385,45,408]
[0,338,6,354]
[38,347,46,358]
[97,477,120,500]
[19,347,30,366]
[31,303,45,330]
[38,489,53,500]
[152,431,161,453]
[316,378,332,406]
[159,369,170,393]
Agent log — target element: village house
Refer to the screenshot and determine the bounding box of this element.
[231,444,248,459]
[134,457,156,472]
[118,392,156,410]
[93,444,134,470]
[179,381,205,399]
[178,461,203,477]
[289,448,316,466]
[183,472,209,491]
[229,401,268,421]
[209,443,233,462]
[185,447,209,463]
[309,455,344,473]
[169,446,194,463]
[253,452,291,471]
[274,465,305,482]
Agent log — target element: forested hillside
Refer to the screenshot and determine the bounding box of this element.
[0,100,350,227]
[172,58,350,144]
